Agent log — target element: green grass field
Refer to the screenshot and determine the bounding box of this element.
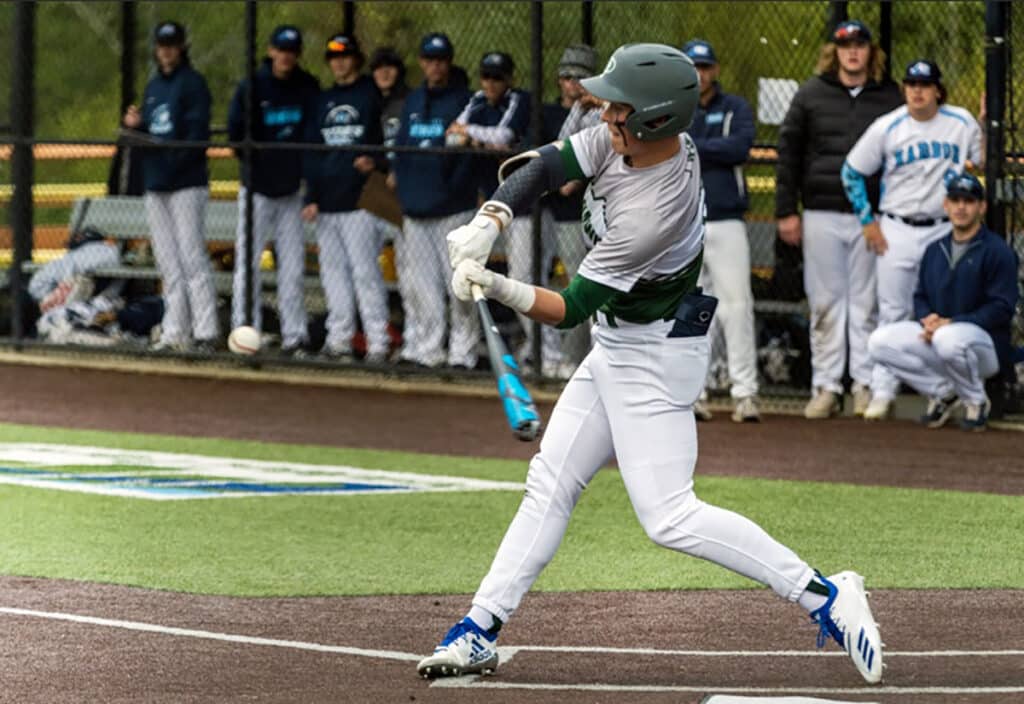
[0,422,1020,597]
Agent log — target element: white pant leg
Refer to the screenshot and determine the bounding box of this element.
[931,323,1000,404]
[473,352,615,622]
[591,321,813,602]
[340,210,391,356]
[399,216,448,366]
[553,218,591,366]
[871,217,922,398]
[316,212,358,351]
[271,192,309,348]
[393,223,418,362]
[802,210,852,393]
[701,219,758,399]
[145,192,190,344]
[232,189,274,333]
[438,210,480,367]
[868,321,955,399]
[844,215,878,388]
[166,187,218,341]
[506,213,562,366]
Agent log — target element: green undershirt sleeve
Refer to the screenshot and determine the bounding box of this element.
[558,139,587,182]
[557,273,618,329]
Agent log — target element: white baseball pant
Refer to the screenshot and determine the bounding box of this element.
[869,320,998,405]
[472,316,814,623]
[316,209,391,357]
[397,211,479,368]
[698,219,759,399]
[144,186,219,344]
[552,218,591,366]
[801,210,877,393]
[506,211,565,369]
[231,188,309,348]
[871,215,948,398]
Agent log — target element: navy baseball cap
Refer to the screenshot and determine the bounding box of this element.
[154,21,186,46]
[325,33,361,60]
[480,52,514,80]
[904,59,942,84]
[946,172,985,200]
[270,25,303,52]
[831,20,872,44]
[420,32,454,59]
[682,39,717,66]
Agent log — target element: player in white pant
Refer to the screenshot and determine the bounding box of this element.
[843,58,982,419]
[419,44,883,686]
[399,212,480,368]
[868,173,1017,431]
[231,189,309,351]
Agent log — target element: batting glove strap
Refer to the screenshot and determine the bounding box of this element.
[478,200,514,230]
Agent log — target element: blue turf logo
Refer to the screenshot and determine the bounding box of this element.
[0,444,523,501]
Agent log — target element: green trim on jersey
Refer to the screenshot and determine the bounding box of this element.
[557,275,619,329]
[558,250,704,328]
[558,139,587,181]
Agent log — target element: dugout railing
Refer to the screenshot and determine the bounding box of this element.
[1,1,1021,415]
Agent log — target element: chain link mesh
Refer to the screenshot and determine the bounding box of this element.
[1,1,1020,414]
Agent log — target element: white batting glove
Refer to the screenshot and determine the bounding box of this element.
[452,260,536,313]
[446,200,513,267]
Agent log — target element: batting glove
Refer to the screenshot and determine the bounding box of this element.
[452,260,536,313]
[446,200,513,267]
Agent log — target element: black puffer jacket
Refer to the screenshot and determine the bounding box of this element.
[775,72,901,217]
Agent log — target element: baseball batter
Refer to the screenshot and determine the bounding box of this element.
[416,44,883,685]
[843,59,982,419]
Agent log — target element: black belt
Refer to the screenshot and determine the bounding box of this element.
[883,212,950,227]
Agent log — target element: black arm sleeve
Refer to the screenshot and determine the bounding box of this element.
[492,144,568,217]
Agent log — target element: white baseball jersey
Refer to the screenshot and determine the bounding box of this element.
[846,104,981,219]
[568,125,705,318]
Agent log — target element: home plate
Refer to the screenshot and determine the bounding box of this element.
[702,697,878,704]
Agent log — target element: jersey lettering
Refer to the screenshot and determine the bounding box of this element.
[892,140,959,170]
[581,186,608,248]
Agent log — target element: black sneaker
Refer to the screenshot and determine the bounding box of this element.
[959,398,991,432]
[320,345,354,363]
[280,344,311,360]
[919,395,960,428]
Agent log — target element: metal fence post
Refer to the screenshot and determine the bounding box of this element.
[243,0,258,327]
[531,0,544,373]
[879,1,892,82]
[984,0,1008,236]
[9,0,36,346]
[344,1,355,35]
[120,2,137,116]
[582,0,593,46]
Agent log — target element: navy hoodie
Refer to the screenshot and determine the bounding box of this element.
[393,79,475,218]
[456,88,531,199]
[138,60,210,193]
[914,225,1020,368]
[228,58,320,197]
[304,75,383,213]
[685,84,754,221]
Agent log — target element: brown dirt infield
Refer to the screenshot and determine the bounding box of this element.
[0,362,1021,703]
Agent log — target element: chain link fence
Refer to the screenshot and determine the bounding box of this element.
[1,1,1021,414]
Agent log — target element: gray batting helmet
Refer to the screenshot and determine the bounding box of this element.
[580,43,699,141]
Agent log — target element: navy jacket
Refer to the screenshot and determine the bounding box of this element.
[686,85,753,221]
[914,226,1020,368]
[228,59,320,197]
[456,88,531,199]
[304,75,383,213]
[138,61,210,192]
[393,80,476,218]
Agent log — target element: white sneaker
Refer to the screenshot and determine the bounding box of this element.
[693,399,713,422]
[811,571,884,684]
[731,396,761,423]
[417,617,499,678]
[863,396,892,421]
[804,389,839,419]
[852,384,872,417]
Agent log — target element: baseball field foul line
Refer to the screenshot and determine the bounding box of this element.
[432,680,1024,695]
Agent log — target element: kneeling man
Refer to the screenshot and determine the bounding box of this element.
[867,172,1018,431]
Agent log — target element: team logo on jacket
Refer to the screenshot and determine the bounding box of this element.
[581,185,608,249]
[148,104,173,136]
[322,104,364,145]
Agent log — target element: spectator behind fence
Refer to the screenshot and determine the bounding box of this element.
[390,32,478,369]
[122,21,219,353]
[867,173,1017,432]
[774,20,902,419]
[537,43,602,380]
[682,39,760,424]
[370,47,410,151]
[228,25,320,357]
[843,58,983,420]
[302,33,389,363]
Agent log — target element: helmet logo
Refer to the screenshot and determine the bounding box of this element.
[603,57,617,74]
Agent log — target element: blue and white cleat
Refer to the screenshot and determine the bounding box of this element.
[811,571,884,683]
[417,617,499,678]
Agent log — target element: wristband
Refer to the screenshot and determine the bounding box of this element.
[478,200,513,231]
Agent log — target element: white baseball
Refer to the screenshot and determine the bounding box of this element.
[228,326,261,355]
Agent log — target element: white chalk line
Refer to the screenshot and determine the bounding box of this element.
[2,606,1021,696]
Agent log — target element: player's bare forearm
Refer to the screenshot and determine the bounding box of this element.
[524,287,567,326]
